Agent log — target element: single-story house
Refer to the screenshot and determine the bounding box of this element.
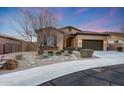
[1,26,124,54]
[37,26,124,51]
[0,33,37,54]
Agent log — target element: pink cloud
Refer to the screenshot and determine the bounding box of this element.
[79,24,120,33]
[78,8,119,32]
[80,16,109,30]
[74,8,89,15]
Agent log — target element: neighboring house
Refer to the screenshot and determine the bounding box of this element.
[0,33,37,54]
[107,32,124,50]
[37,26,124,51]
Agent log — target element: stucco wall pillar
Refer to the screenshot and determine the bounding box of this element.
[103,40,108,51]
[77,39,82,48]
[57,34,64,50]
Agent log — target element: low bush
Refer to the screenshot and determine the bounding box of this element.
[117,47,123,52]
[48,51,54,56]
[16,54,22,60]
[1,59,18,70]
[60,50,64,53]
[80,49,94,58]
[41,53,49,59]
[64,47,75,51]
[55,51,61,55]
[68,50,73,54]
[77,47,82,51]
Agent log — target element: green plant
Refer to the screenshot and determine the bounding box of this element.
[64,47,75,51]
[80,49,94,58]
[48,51,54,56]
[55,51,61,55]
[41,53,49,58]
[60,50,64,53]
[68,50,73,54]
[117,47,123,52]
[77,47,82,51]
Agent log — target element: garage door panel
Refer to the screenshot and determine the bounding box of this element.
[82,40,103,50]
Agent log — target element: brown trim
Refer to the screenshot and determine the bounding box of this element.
[75,32,110,36]
[0,34,24,42]
[60,26,82,32]
[36,27,64,34]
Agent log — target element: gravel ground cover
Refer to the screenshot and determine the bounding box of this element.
[0,51,97,75]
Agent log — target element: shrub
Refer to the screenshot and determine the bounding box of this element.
[41,53,49,59]
[80,49,94,58]
[48,51,54,56]
[117,47,123,52]
[64,47,74,54]
[64,47,75,51]
[1,59,18,70]
[16,54,22,60]
[68,50,73,54]
[60,50,64,53]
[55,51,61,55]
[77,47,82,51]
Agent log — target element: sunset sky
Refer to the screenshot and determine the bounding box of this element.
[0,7,124,37]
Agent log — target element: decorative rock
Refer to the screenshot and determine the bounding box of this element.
[1,59,18,70]
[27,64,31,67]
[70,54,77,60]
[30,61,35,64]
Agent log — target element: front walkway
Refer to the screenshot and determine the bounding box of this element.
[0,51,124,86]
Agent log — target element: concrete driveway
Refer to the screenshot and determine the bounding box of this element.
[40,64,124,86]
[0,51,124,86]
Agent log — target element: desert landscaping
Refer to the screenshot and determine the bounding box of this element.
[0,48,98,75]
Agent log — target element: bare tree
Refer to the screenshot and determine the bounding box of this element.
[14,9,59,54]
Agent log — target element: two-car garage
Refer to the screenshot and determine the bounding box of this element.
[76,33,109,51]
[82,40,103,50]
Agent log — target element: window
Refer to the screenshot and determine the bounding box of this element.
[47,35,57,46]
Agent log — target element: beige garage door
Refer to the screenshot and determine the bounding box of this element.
[82,40,103,50]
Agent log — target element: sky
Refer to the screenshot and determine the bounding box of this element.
[0,7,124,37]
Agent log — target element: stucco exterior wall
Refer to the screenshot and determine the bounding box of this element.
[37,29,64,50]
[0,36,37,54]
[0,36,22,54]
[57,33,63,50]
[108,35,124,43]
[107,35,124,50]
[76,34,108,50]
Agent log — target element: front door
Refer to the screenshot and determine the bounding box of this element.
[66,37,72,47]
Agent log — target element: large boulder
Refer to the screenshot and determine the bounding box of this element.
[80,49,94,58]
[1,59,18,70]
[117,47,123,52]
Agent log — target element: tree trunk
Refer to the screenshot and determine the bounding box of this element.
[38,45,44,55]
